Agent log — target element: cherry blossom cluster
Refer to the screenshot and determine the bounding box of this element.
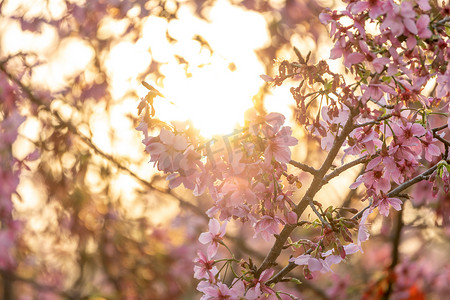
[137,0,450,298]
[138,92,301,234]
[317,0,449,219]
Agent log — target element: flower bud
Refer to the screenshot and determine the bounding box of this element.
[304,266,313,280]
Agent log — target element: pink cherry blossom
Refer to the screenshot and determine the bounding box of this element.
[253,216,282,241]
[391,122,426,147]
[350,0,386,19]
[263,126,298,164]
[421,131,441,162]
[381,0,417,37]
[375,194,402,217]
[144,128,188,173]
[416,0,431,11]
[345,126,382,157]
[194,251,218,280]
[290,253,343,274]
[350,165,391,194]
[222,176,258,207]
[358,208,373,251]
[345,52,365,67]
[199,218,227,258]
[361,81,396,102]
[416,15,432,39]
[436,68,450,99]
[246,269,275,299]
[411,180,436,206]
[200,282,236,300]
[372,56,390,73]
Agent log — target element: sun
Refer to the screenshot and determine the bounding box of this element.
[151,61,262,138]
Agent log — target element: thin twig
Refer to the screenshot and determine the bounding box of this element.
[353,113,393,128]
[352,198,373,220]
[322,155,369,185]
[431,124,448,133]
[434,133,450,147]
[289,160,318,175]
[308,197,330,227]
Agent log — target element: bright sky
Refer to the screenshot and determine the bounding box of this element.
[135,0,270,137]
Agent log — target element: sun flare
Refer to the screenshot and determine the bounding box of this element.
[138,0,270,138]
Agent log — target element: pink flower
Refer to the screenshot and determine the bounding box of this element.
[375,194,402,217]
[372,56,390,73]
[246,269,275,299]
[411,180,436,206]
[253,216,281,241]
[345,126,382,157]
[350,0,386,19]
[330,36,368,68]
[199,219,227,258]
[319,9,340,36]
[416,15,432,39]
[193,251,218,280]
[358,208,373,251]
[350,165,391,194]
[222,176,258,207]
[416,0,431,11]
[391,122,426,147]
[264,112,286,133]
[381,1,417,37]
[385,47,412,77]
[200,282,236,300]
[264,126,298,164]
[345,52,365,67]
[421,131,441,162]
[144,128,188,172]
[167,147,202,190]
[290,253,343,274]
[321,132,335,151]
[361,81,396,102]
[436,68,450,99]
[366,152,402,184]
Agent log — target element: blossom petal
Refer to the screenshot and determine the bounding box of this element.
[346,52,365,66]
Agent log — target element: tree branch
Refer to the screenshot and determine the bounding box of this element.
[308,197,330,227]
[255,107,358,277]
[289,160,318,175]
[322,155,368,185]
[381,207,404,300]
[353,113,392,128]
[431,124,449,133]
[387,163,439,198]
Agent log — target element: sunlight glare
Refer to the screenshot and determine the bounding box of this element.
[140,0,270,138]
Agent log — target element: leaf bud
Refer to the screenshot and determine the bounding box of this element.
[341,207,359,214]
[340,226,354,243]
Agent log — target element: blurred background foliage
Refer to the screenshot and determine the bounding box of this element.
[0,0,449,299]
